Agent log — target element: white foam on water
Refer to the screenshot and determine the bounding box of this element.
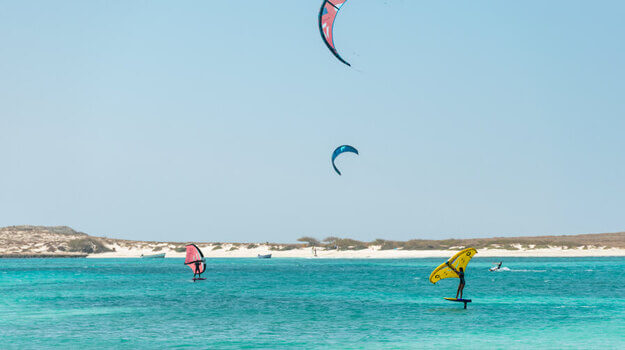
[509,269,547,272]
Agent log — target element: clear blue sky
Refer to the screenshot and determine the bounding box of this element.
[1,1,624,242]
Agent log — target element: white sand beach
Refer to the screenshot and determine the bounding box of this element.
[88,243,625,259]
[4,226,625,259]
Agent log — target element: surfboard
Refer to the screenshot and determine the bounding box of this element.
[444,297,472,308]
[193,278,206,281]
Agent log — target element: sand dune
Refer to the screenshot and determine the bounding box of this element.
[2,225,625,258]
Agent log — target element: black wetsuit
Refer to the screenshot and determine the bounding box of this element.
[194,262,201,279]
[458,270,465,284]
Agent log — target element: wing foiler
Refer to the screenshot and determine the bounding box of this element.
[185,244,206,278]
[429,248,477,284]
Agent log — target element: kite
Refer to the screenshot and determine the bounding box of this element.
[331,145,359,175]
[319,0,351,66]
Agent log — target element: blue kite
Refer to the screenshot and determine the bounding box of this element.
[331,145,359,175]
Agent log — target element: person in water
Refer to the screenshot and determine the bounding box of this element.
[446,261,465,299]
[490,261,503,271]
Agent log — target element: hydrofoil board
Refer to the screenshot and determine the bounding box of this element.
[444,297,472,309]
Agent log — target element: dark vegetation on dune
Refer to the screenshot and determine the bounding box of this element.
[1,225,87,236]
[293,232,625,251]
[67,238,113,254]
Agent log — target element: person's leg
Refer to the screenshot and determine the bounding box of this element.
[459,283,465,299]
[456,283,461,298]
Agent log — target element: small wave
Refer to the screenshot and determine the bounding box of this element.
[490,267,547,272]
[509,269,547,272]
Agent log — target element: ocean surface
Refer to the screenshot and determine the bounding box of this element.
[1,257,624,349]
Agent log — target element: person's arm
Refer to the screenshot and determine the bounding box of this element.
[446,261,459,275]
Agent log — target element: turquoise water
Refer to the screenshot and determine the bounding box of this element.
[1,258,625,349]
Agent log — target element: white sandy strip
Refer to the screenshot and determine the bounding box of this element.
[87,244,625,258]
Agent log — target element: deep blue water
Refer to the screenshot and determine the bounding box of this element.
[1,258,625,349]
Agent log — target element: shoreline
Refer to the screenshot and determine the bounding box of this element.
[3,248,625,259]
[85,245,625,259]
[0,254,88,258]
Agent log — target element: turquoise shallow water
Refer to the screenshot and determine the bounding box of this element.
[1,257,625,349]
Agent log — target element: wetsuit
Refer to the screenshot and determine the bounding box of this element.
[458,270,465,284]
[194,261,201,279]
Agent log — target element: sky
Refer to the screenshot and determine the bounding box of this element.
[1,1,624,242]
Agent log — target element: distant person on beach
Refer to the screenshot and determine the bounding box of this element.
[446,261,465,299]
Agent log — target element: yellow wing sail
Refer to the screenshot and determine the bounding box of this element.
[429,248,477,284]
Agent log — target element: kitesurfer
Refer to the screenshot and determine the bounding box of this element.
[446,261,465,299]
[489,261,503,271]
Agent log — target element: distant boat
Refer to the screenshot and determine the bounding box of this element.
[257,254,272,259]
[141,253,166,258]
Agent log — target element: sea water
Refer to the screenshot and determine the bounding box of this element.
[1,258,624,349]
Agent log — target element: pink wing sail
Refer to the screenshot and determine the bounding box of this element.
[185,244,206,274]
[319,0,350,66]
